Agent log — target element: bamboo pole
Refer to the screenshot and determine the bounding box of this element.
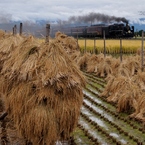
[141,31,144,71]
[46,24,50,43]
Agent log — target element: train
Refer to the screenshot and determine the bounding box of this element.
[51,23,134,38]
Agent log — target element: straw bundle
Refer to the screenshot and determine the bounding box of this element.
[117,81,141,112]
[55,32,79,54]
[101,74,141,113]
[95,55,113,77]
[100,74,115,97]
[0,30,5,39]
[55,31,67,40]
[130,93,145,121]
[132,70,145,91]
[128,71,145,121]
[86,54,102,73]
[77,52,91,71]
[1,38,86,144]
[106,76,129,103]
[69,50,81,63]
[118,55,141,77]
[0,34,24,72]
[109,57,120,76]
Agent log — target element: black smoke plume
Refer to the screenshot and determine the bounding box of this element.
[68,12,128,24]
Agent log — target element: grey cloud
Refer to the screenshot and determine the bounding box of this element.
[0,12,12,23]
[0,0,144,25]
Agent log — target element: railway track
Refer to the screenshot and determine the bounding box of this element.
[73,72,145,145]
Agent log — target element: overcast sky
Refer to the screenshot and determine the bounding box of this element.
[0,0,145,24]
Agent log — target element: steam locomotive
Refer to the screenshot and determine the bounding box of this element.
[51,23,134,38]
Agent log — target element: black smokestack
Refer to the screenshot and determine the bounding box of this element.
[68,12,128,24]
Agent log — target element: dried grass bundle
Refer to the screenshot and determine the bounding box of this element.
[55,32,79,54]
[55,31,67,40]
[130,93,145,122]
[0,35,25,72]
[118,55,141,77]
[132,70,145,91]
[86,54,101,73]
[101,74,141,113]
[70,50,81,63]
[0,30,5,39]
[77,52,91,71]
[1,39,86,144]
[117,81,141,112]
[106,75,128,102]
[95,55,113,77]
[100,74,115,97]
[110,57,120,76]
[1,36,40,79]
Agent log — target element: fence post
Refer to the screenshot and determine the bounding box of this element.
[14,25,17,35]
[46,24,50,43]
[141,31,144,71]
[13,27,14,35]
[85,37,87,53]
[19,23,23,36]
[94,37,96,54]
[103,30,106,57]
[77,30,78,50]
[120,38,122,62]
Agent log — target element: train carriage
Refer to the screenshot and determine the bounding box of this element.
[51,23,134,38]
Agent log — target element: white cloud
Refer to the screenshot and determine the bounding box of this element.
[0,0,144,24]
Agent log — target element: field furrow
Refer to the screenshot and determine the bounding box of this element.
[73,72,145,145]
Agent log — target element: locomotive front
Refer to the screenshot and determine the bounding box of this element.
[108,23,134,38]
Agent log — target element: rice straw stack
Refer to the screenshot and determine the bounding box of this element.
[0,36,86,144]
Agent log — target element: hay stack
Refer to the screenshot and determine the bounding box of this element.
[55,32,80,54]
[86,54,102,73]
[100,74,115,97]
[117,79,141,113]
[101,75,141,113]
[77,52,91,71]
[0,30,5,39]
[94,55,113,77]
[1,38,86,144]
[118,55,141,77]
[0,34,25,72]
[105,76,129,102]
[129,71,145,121]
[130,93,145,121]
[132,70,145,91]
[69,50,81,63]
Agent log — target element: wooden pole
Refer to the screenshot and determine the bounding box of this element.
[77,30,78,50]
[19,23,23,36]
[103,30,106,57]
[120,38,122,62]
[13,27,14,35]
[85,37,87,53]
[141,31,144,71]
[14,25,17,35]
[46,24,50,43]
[94,38,96,54]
